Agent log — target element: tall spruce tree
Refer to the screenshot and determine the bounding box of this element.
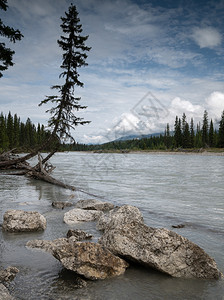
[208,119,214,147]
[190,118,195,148]
[218,110,224,147]
[183,121,191,148]
[0,0,23,77]
[202,110,209,147]
[39,4,91,144]
[174,116,182,147]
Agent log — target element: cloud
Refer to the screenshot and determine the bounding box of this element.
[191,27,222,48]
[206,91,224,120]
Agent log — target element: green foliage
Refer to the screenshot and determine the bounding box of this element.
[0,112,49,152]
[202,110,209,146]
[0,0,23,77]
[39,4,90,142]
[219,110,224,147]
[209,119,214,147]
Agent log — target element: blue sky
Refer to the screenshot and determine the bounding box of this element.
[0,0,224,143]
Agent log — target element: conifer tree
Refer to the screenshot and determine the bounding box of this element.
[209,119,214,147]
[195,122,202,148]
[174,116,182,147]
[0,112,8,150]
[190,118,195,148]
[6,111,14,149]
[218,110,224,147]
[183,121,191,148]
[0,0,23,77]
[13,114,20,148]
[202,110,209,146]
[39,4,91,144]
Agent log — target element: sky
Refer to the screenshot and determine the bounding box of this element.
[0,0,224,144]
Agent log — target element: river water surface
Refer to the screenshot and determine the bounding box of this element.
[0,152,224,299]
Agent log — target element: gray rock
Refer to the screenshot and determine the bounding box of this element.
[0,284,15,300]
[53,241,129,280]
[26,238,68,255]
[0,267,19,282]
[67,229,92,240]
[64,208,102,224]
[52,201,73,209]
[96,207,120,231]
[99,205,222,279]
[27,238,129,280]
[75,199,114,211]
[2,210,46,232]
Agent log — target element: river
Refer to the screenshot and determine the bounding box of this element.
[0,152,224,299]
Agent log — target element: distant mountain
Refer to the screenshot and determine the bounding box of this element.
[113,132,162,142]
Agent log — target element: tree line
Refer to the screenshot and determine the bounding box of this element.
[0,112,50,152]
[68,109,224,152]
[1,109,224,153]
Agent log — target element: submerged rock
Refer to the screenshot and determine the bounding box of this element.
[26,238,68,255]
[99,205,222,279]
[64,208,102,224]
[53,241,129,280]
[172,224,185,229]
[0,266,19,282]
[52,201,73,209]
[2,210,46,232]
[67,229,93,240]
[75,199,114,211]
[0,283,15,300]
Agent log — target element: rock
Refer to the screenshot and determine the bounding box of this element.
[64,208,102,224]
[26,238,68,255]
[2,210,46,232]
[0,267,19,282]
[96,207,120,231]
[172,224,185,229]
[52,201,73,209]
[75,199,114,211]
[67,229,92,240]
[0,284,15,300]
[27,238,129,280]
[53,241,129,280]
[99,205,222,279]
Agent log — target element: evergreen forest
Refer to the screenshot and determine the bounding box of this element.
[1,109,224,153]
[0,112,50,152]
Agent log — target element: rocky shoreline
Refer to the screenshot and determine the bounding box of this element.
[1,198,223,298]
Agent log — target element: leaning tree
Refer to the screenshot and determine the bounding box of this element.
[0,0,23,77]
[0,4,91,192]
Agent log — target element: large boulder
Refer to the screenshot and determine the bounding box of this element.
[2,210,46,232]
[0,267,19,282]
[64,208,102,224]
[99,205,222,279]
[53,241,129,280]
[0,284,15,300]
[75,199,114,211]
[26,238,128,280]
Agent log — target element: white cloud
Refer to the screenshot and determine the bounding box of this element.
[206,91,224,120]
[192,27,222,48]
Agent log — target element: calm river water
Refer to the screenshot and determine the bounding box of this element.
[0,152,224,299]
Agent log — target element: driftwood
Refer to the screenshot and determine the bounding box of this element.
[0,150,100,197]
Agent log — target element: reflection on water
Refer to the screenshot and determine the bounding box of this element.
[0,152,224,299]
